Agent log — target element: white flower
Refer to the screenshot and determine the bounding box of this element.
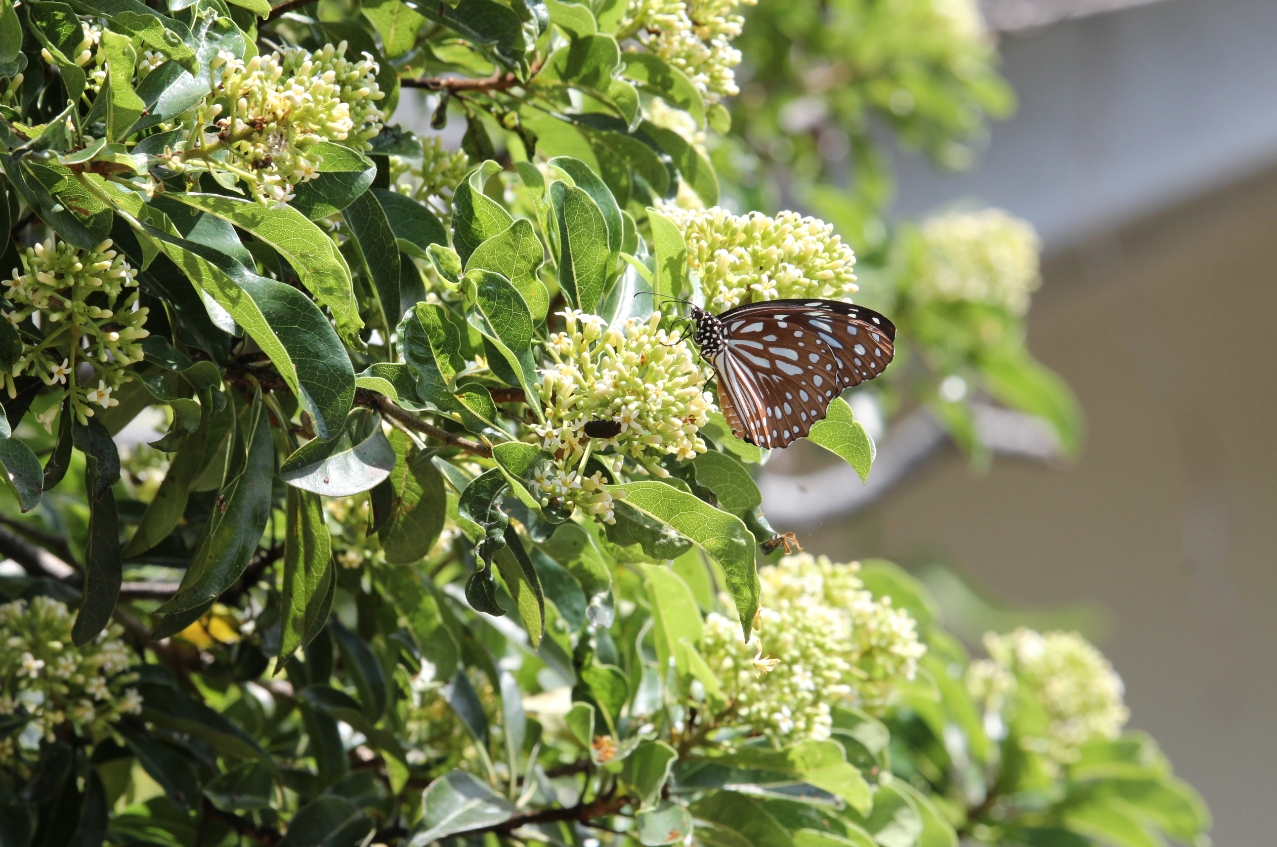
[34,404,59,434]
[85,380,116,408]
[914,209,1041,315]
[19,652,45,678]
[117,688,144,715]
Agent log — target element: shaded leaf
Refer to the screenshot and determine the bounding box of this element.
[493,525,545,646]
[279,796,373,847]
[281,409,396,497]
[378,566,459,675]
[279,485,334,660]
[379,433,447,564]
[291,142,377,220]
[466,269,543,419]
[413,771,516,845]
[552,181,611,314]
[807,398,875,482]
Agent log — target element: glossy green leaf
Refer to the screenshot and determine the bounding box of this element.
[552,181,611,314]
[374,188,447,257]
[106,11,198,74]
[692,791,793,847]
[493,526,545,646]
[623,741,678,809]
[538,522,613,626]
[414,770,516,844]
[356,363,426,410]
[157,395,274,615]
[459,468,510,563]
[0,420,42,512]
[203,762,273,812]
[893,783,958,847]
[493,441,571,524]
[642,563,702,680]
[636,801,691,845]
[344,189,402,328]
[466,269,543,420]
[119,726,200,813]
[1088,776,1211,844]
[642,120,718,206]
[279,796,373,847]
[565,701,596,748]
[27,4,87,105]
[165,193,363,348]
[145,226,354,439]
[0,0,21,64]
[100,31,146,141]
[580,658,628,733]
[693,451,761,512]
[611,481,758,637]
[378,566,459,675]
[982,348,1084,457]
[793,829,876,847]
[291,142,377,220]
[550,157,623,256]
[452,160,513,264]
[807,398,875,482]
[647,209,690,300]
[465,219,549,321]
[842,782,922,847]
[279,485,334,661]
[1063,799,1164,847]
[379,433,447,564]
[280,409,396,497]
[541,35,638,125]
[420,0,530,71]
[546,0,596,36]
[362,0,427,56]
[621,53,705,125]
[721,741,871,814]
[70,473,121,646]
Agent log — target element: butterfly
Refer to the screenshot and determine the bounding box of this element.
[687,299,896,449]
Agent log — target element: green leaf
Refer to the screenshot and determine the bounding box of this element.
[538,522,613,625]
[452,161,514,264]
[620,53,705,125]
[119,726,200,813]
[362,0,427,56]
[157,394,274,615]
[622,741,678,809]
[123,389,229,557]
[374,188,447,257]
[492,441,571,524]
[807,398,875,482]
[637,801,693,846]
[493,525,545,646]
[466,269,543,420]
[343,189,402,329]
[459,468,510,563]
[641,563,702,680]
[565,701,596,748]
[692,451,761,512]
[550,157,622,257]
[541,35,638,125]
[279,485,334,660]
[642,120,718,206]
[692,791,793,847]
[830,705,890,765]
[465,219,549,321]
[27,3,87,104]
[145,226,354,439]
[331,620,388,721]
[100,31,146,141]
[399,301,464,390]
[290,143,376,220]
[856,559,939,631]
[279,796,373,847]
[579,658,628,733]
[1087,776,1211,844]
[164,193,363,349]
[414,771,516,844]
[892,783,957,847]
[611,481,758,638]
[546,0,596,36]
[793,830,875,847]
[981,348,1084,457]
[107,11,198,74]
[552,181,611,313]
[704,411,768,465]
[203,762,273,812]
[0,0,21,64]
[0,426,42,512]
[70,477,121,646]
[841,783,922,847]
[280,409,396,497]
[648,209,689,300]
[420,0,530,71]
[1063,799,1165,847]
[720,741,871,814]
[377,566,459,676]
[379,432,447,564]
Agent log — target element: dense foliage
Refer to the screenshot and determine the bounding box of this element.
[0,0,1206,846]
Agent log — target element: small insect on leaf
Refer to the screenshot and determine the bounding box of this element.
[583,419,624,439]
[760,532,802,555]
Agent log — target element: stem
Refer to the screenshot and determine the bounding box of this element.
[402,57,544,94]
[364,390,494,458]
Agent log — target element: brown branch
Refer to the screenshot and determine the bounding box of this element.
[0,514,83,572]
[489,387,526,404]
[361,389,493,458]
[0,523,78,582]
[450,794,629,840]
[119,581,183,600]
[402,58,543,94]
[204,801,281,846]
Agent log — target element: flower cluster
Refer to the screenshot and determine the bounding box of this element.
[968,628,1129,763]
[913,209,1041,315]
[659,207,859,311]
[0,597,141,772]
[534,310,713,484]
[3,236,147,425]
[626,0,757,101]
[700,554,925,746]
[172,43,385,206]
[389,136,470,220]
[931,0,987,41]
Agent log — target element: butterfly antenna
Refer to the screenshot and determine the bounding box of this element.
[632,291,700,310]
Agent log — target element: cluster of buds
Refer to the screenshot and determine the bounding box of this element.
[3,236,148,426]
[531,466,617,524]
[389,136,470,221]
[700,554,925,746]
[535,310,713,479]
[171,42,385,207]
[659,206,860,311]
[913,209,1041,316]
[0,597,141,774]
[968,628,1130,764]
[626,0,757,102]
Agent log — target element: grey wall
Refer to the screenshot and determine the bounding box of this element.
[892,0,1277,249]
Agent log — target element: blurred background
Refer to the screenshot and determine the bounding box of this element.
[755,0,1277,844]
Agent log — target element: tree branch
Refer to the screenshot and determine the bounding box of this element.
[0,514,83,572]
[401,59,543,94]
[263,0,315,22]
[204,801,281,846]
[0,523,78,582]
[362,390,493,458]
[450,795,629,839]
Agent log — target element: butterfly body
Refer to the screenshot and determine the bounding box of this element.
[687,299,896,449]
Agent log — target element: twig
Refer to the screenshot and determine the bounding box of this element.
[219,543,286,606]
[263,0,315,22]
[0,523,78,582]
[449,794,629,839]
[402,58,543,94]
[119,581,183,600]
[0,514,83,572]
[362,390,493,458]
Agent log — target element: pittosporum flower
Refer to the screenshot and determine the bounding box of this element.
[389,135,470,221]
[968,628,1129,764]
[172,42,385,207]
[533,310,713,504]
[912,209,1041,316]
[699,554,925,747]
[624,0,757,101]
[658,207,859,311]
[3,236,147,424]
[0,597,139,776]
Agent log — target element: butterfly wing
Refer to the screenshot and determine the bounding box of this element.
[712,300,896,447]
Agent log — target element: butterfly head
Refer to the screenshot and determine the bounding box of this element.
[688,306,726,357]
